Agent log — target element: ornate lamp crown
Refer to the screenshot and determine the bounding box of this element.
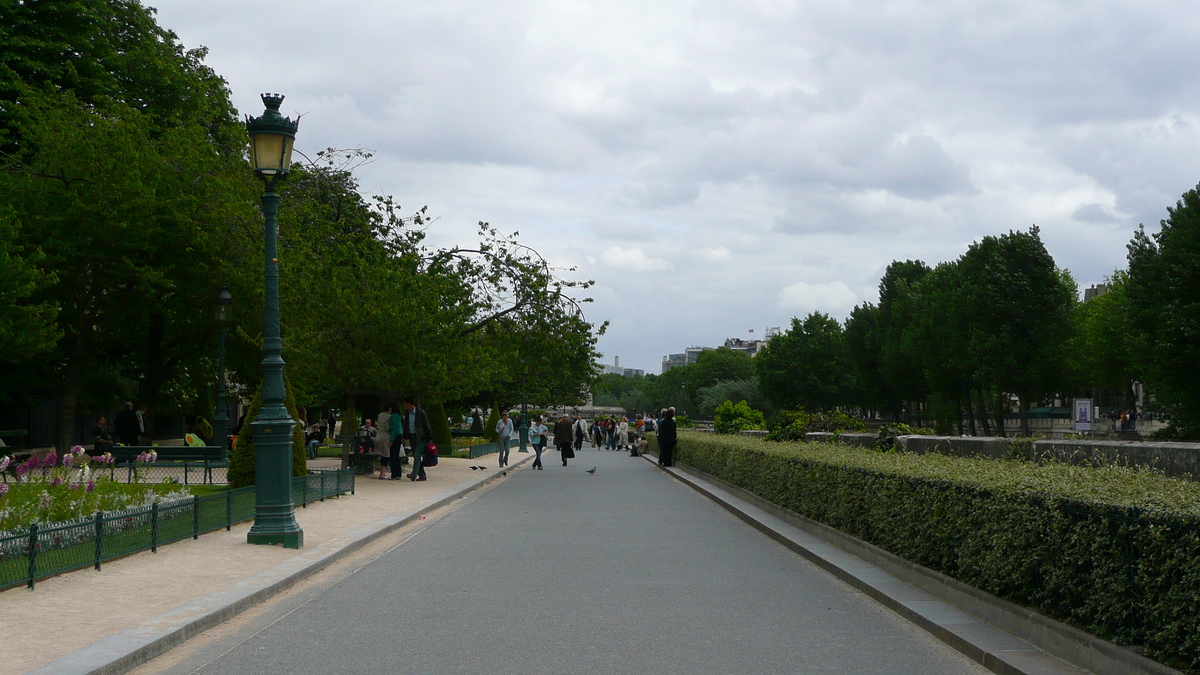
[246,93,299,178]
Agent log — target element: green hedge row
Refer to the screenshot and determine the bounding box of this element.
[665,432,1200,673]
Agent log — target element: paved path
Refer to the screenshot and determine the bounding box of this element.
[142,449,988,675]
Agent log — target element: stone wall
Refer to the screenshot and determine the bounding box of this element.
[895,435,1200,479]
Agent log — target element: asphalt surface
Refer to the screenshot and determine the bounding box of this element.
[145,449,990,675]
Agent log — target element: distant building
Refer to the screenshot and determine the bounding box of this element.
[597,356,644,378]
[1084,284,1110,302]
[662,329,782,373]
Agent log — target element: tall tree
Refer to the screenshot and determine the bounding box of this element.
[1126,184,1200,438]
[755,312,851,411]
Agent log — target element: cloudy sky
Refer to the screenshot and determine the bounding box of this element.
[149,0,1200,374]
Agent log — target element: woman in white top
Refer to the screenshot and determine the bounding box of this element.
[618,417,630,450]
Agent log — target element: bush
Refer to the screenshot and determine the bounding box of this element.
[765,408,865,442]
[674,432,1200,672]
[713,400,766,434]
[426,399,452,451]
[877,422,934,450]
[484,406,501,442]
[226,379,308,489]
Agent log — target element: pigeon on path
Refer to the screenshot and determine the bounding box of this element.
[586,467,597,475]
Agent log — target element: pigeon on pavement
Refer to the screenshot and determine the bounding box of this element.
[586,467,597,474]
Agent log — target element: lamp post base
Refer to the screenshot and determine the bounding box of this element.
[247,528,304,548]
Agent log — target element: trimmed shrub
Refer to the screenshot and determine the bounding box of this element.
[426,399,452,451]
[674,432,1200,672]
[227,380,309,490]
[484,406,501,442]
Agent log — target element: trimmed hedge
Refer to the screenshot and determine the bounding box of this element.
[667,432,1200,672]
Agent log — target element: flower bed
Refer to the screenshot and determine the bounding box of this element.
[665,431,1200,673]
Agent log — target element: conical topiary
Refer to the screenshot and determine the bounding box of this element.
[470,410,484,435]
[226,386,264,489]
[484,405,501,442]
[426,399,452,452]
[225,378,308,490]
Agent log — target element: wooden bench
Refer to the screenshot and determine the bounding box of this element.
[0,429,27,452]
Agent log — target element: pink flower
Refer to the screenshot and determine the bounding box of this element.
[27,455,39,470]
[86,480,95,493]
[0,484,8,497]
[49,476,63,486]
[16,462,29,476]
[0,456,10,471]
[69,482,80,490]
[62,454,74,468]
[71,445,84,455]
[43,451,57,467]
[40,492,51,508]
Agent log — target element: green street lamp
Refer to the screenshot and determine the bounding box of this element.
[213,287,233,462]
[245,93,303,548]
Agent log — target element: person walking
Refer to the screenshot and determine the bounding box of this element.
[529,415,548,470]
[573,415,586,453]
[554,414,575,466]
[590,419,602,448]
[376,405,393,479]
[617,417,630,451]
[387,402,406,479]
[495,411,514,468]
[658,407,678,467]
[605,418,617,450]
[402,397,433,481]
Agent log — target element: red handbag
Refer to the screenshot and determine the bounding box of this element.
[423,442,438,467]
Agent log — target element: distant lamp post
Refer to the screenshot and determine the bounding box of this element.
[213,287,233,461]
[518,374,529,452]
[245,93,303,549]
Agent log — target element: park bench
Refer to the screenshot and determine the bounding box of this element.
[110,445,227,485]
[0,429,27,453]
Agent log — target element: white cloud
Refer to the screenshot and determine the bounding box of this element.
[147,0,1200,372]
[777,280,861,316]
[599,246,674,271]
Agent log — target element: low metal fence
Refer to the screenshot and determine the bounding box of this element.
[0,468,354,590]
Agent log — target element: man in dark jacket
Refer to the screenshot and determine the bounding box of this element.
[657,407,678,467]
[114,401,140,446]
[402,397,433,481]
[554,415,575,466]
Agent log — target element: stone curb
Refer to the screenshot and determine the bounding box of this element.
[644,454,1180,675]
[27,456,531,675]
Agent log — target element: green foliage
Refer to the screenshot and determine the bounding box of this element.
[284,379,308,478]
[755,312,852,411]
[226,380,306,489]
[675,415,694,429]
[695,378,771,419]
[484,406,501,442]
[712,400,766,434]
[675,432,1200,671]
[426,399,452,451]
[765,408,865,442]
[877,423,933,450]
[226,387,263,489]
[1126,184,1200,439]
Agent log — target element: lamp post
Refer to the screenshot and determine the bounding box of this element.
[518,374,529,452]
[213,287,232,461]
[245,93,303,548]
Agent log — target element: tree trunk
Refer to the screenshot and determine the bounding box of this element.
[977,385,991,436]
[1020,394,1031,436]
[56,333,88,453]
[994,392,1007,437]
[964,386,977,436]
[955,391,964,436]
